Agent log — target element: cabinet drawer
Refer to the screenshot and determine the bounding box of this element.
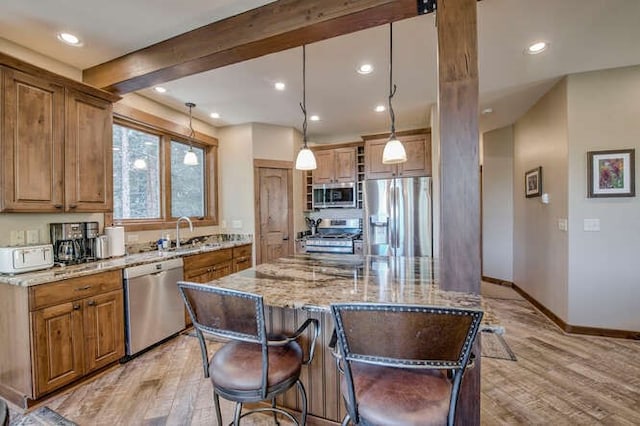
[29,270,121,311]
[232,244,252,259]
[183,248,232,271]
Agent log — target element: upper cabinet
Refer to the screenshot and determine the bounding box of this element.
[312,147,357,184]
[364,131,432,180]
[0,56,118,213]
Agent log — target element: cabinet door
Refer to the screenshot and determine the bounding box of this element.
[398,134,431,177]
[1,68,65,212]
[334,147,357,182]
[32,302,84,397]
[65,90,113,212]
[83,290,125,373]
[233,255,252,272]
[312,150,335,184]
[364,139,395,179]
[210,260,233,279]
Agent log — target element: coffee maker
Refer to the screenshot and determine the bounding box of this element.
[50,223,85,265]
[83,222,99,261]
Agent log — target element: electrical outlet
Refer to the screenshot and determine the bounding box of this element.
[10,230,26,245]
[584,218,600,232]
[232,220,242,229]
[26,229,39,244]
[221,220,227,228]
[557,219,568,232]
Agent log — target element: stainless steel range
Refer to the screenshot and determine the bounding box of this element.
[304,218,362,254]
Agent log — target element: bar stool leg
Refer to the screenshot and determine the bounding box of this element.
[212,391,223,426]
[271,397,281,425]
[296,380,307,426]
[233,402,242,426]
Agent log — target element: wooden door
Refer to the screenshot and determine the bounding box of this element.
[333,147,357,182]
[255,163,293,265]
[32,302,84,397]
[83,290,125,373]
[65,89,113,212]
[1,68,65,212]
[312,150,334,184]
[398,134,431,177]
[364,139,395,179]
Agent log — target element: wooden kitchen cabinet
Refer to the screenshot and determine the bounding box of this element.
[232,244,253,272]
[0,57,118,213]
[29,270,124,398]
[312,147,357,184]
[364,131,432,179]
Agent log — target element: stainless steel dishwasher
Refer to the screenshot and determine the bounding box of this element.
[123,257,185,357]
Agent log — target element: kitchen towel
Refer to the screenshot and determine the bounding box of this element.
[105,226,125,257]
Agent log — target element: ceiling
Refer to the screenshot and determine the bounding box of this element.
[1,0,640,143]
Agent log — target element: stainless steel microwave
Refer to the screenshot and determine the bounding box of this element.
[312,182,357,209]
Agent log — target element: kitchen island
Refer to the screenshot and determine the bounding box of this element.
[198,254,494,424]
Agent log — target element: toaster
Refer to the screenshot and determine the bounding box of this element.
[0,244,54,274]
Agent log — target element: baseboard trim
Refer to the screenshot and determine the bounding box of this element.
[510,283,640,340]
[482,276,514,287]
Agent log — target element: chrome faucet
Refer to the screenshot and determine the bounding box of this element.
[175,216,193,249]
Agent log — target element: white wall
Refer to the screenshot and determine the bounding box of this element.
[566,66,640,331]
[482,125,514,281]
[0,37,81,80]
[513,78,570,322]
[218,124,255,234]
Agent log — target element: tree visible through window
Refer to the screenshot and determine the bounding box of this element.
[113,124,161,220]
[171,140,205,218]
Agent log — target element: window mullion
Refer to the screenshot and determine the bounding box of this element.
[162,134,172,222]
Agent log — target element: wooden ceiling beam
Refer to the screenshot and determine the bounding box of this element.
[83,0,419,94]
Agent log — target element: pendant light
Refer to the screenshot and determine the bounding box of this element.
[295,45,317,170]
[382,22,407,165]
[183,102,199,166]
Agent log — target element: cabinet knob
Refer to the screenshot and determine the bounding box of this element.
[54,204,63,209]
[69,204,77,209]
[87,300,96,306]
[73,304,81,310]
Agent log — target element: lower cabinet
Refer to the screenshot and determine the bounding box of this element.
[29,270,124,398]
[183,244,253,325]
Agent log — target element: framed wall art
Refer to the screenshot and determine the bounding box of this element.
[587,149,635,198]
[525,166,542,198]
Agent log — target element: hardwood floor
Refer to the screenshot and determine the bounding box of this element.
[8,283,640,425]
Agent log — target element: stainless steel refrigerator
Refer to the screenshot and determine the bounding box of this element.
[363,177,432,256]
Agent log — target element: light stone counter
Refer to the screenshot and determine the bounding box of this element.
[196,254,501,331]
[0,239,252,287]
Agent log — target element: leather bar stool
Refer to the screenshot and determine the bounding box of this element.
[0,399,8,426]
[330,303,483,426]
[178,282,319,426]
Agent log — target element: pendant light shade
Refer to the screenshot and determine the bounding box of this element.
[295,146,317,170]
[133,158,147,170]
[382,137,407,164]
[382,23,407,165]
[183,102,199,166]
[295,45,317,171]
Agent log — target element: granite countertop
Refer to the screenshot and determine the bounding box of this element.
[196,254,502,331]
[0,239,253,287]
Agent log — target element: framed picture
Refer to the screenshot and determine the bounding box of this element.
[525,167,542,198]
[587,149,635,198]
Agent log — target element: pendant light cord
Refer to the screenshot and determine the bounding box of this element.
[388,23,397,138]
[300,45,308,147]
[186,102,196,148]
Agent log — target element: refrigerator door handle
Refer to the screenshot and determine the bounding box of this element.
[390,183,396,253]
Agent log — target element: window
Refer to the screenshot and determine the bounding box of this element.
[110,115,218,230]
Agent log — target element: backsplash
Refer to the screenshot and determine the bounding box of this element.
[126,233,253,254]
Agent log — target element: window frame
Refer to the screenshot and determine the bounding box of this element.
[107,109,218,231]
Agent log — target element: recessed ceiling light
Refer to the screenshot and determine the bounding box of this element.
[154,86,167,93]
[310,115,320,121]
[57,32,82,46]
[375,105,386,112]
[526,41,548,55]
[210,112,220,119]
[481,107,493,115]
[357,64,374,75]
[274,82,286,91]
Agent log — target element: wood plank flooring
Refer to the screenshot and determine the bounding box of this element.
[8,283,640,425]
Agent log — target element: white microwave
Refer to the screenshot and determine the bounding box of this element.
[312,182,357,209]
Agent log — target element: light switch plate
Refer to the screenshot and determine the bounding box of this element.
[26,229,39,244]
[558,219,568,232]
[10,230,25,245]
[584,218,600,232]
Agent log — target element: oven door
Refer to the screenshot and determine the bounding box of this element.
[312,183,356,209]
[305,238,354,254]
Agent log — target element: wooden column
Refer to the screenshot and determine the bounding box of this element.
[436,0,480,424]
